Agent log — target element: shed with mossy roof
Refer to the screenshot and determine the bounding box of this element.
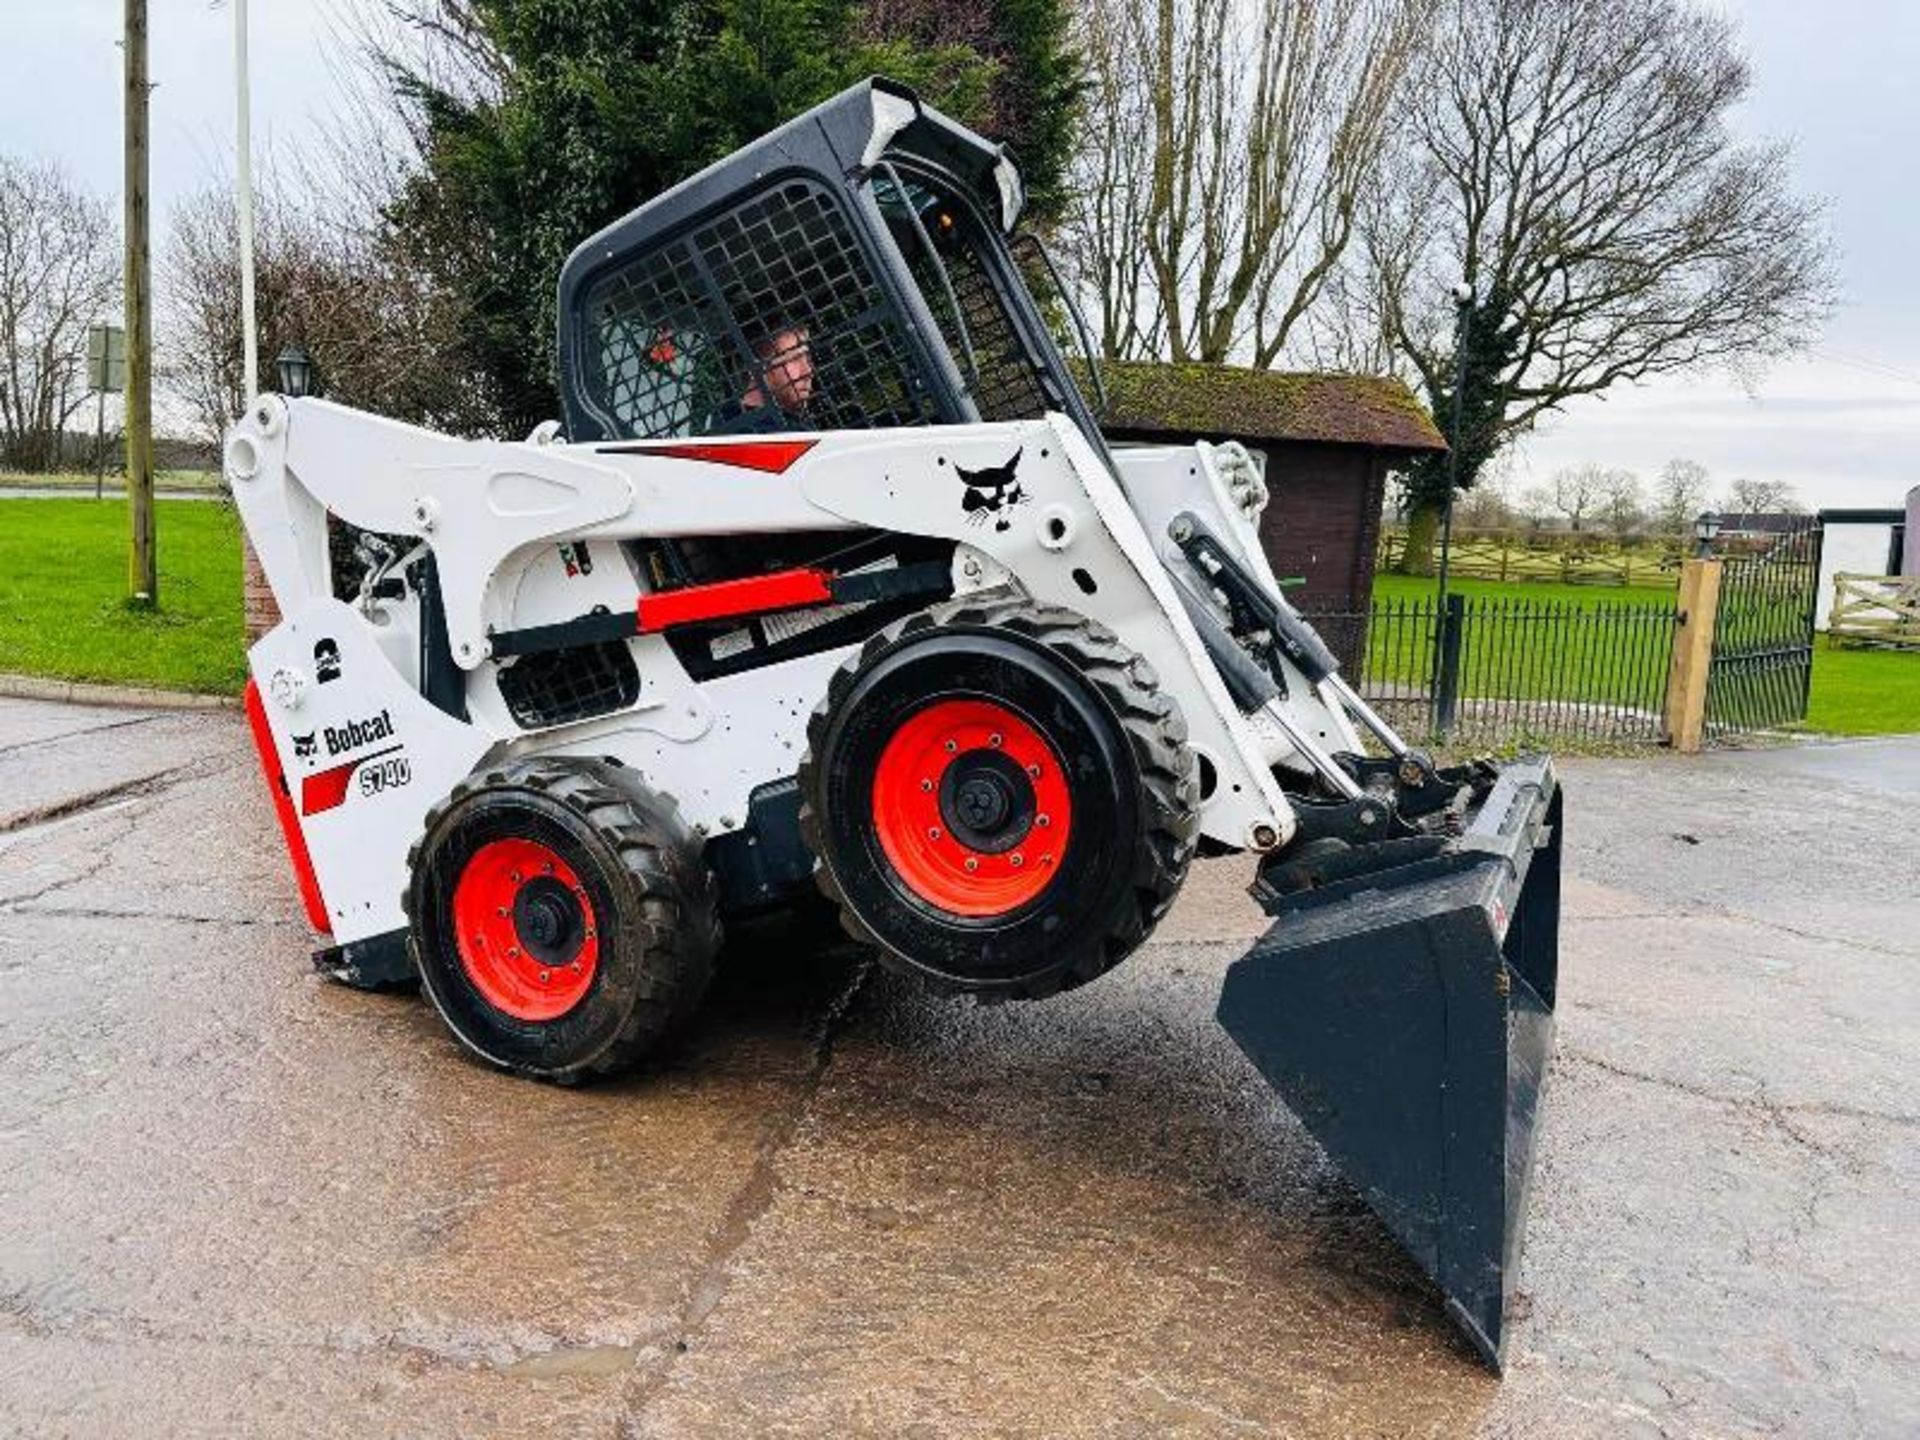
[1092,360,1444,668]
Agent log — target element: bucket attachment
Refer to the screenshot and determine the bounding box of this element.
[1217,757,1561,1371]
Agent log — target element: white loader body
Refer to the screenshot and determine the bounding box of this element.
[231,394,1360,947]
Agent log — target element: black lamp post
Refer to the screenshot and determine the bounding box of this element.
[275,345,314,398]
[1430,281,1474,737]
[1693,511,1722,559]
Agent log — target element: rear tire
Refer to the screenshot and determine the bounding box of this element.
[406,757,719,1082]
[799,597,1199,1000]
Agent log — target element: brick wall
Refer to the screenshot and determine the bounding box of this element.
[242,535,279,644]
[1255,441,1384,673]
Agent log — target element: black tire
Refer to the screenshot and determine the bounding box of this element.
[798,597,1199,1000]
[405,757,720,1083]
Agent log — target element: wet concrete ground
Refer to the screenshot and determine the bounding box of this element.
[1,695,1915,1437]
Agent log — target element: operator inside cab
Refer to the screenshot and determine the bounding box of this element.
[706,326,815,434]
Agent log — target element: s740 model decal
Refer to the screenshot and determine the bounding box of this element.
[302,744,405,817]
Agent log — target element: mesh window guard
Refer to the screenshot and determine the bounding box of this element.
[875,171,1053,424]
[581,178,935,440]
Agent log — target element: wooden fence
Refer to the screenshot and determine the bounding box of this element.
[1377,528,1684,588]
[1828,573,1920,650]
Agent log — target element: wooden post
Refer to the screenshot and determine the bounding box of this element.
[1664,557,1723,753]
[124,0,157,603]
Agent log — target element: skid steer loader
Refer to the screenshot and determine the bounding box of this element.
[228,79,1561,1369]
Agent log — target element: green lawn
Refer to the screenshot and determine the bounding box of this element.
[1370,573,1677,608]
[1805,641,1920,736]
[0,497,247,693]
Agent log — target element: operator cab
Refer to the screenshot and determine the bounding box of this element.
[555,78,1104,456]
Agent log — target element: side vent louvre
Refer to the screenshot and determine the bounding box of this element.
[496,641,640,730]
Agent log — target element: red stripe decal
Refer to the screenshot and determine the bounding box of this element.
[244,680,332,935]
[300,745,401,817]
[623,439,817,474]
[636,568,834,631]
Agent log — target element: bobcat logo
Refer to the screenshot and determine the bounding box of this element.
[957,448,1026,532]
[292,731,317,760]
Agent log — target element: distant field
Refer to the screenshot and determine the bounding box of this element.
[0,497,245,693]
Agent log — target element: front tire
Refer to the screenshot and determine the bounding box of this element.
[799,598,1199,1000]
[406,757,719,1082]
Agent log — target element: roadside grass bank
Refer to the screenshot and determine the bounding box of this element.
[0,497,246,694]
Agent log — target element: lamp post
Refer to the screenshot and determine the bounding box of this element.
[275,346,315,399]
[1431,281,1474,737]
[1435,280,1474,608]
[234,0,258,402]
[1693,510,1722,559]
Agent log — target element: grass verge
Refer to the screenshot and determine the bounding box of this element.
[0,497,246,694]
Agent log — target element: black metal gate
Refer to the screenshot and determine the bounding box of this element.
[1706,515,1824,735]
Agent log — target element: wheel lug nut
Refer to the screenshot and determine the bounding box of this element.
[1041,853,1054,865]
[989,732,1003,747]
[539,969,551,983]
[583,927,595,940]
[497,906,509,917]
[510,871,522,883]
[1036,814,1050,828]
[944,739,957,753]
[928,826,942,841]
[1027,763,1042,778]
[1010,853,1024,867]
[542,862,554,874]
[508,946,521,959]
[920,778,933,792]
[571,961,582,973]
[964,857,979,872]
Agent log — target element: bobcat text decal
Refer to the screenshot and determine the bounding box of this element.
[299,709,407,816]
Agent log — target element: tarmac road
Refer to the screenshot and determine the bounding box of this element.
[0,694,1915,1437]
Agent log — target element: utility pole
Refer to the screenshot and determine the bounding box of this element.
[234,0,259,401]
[124,0,157,604]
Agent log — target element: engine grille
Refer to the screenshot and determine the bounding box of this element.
[495,640,640,731]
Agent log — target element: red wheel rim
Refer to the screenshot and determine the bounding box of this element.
[870,698,1072,917]
[450,837,599,1021]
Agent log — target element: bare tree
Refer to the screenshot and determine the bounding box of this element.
[1523,462,1622,533]
[1596,468,1644,540]
[163,165,494,446]
[1723,476,1803,516]
[1363,0,1833,571]
[0,155,120,472]
[1651,458,1711,536]
[1062,0,1425,364]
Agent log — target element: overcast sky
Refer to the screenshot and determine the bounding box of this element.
[2,0,1914,511]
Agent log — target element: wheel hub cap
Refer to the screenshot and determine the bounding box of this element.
[451,837,600,1021]
[870,698,1073,917]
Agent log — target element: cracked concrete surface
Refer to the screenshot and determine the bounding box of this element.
[0,698,1915,1436]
